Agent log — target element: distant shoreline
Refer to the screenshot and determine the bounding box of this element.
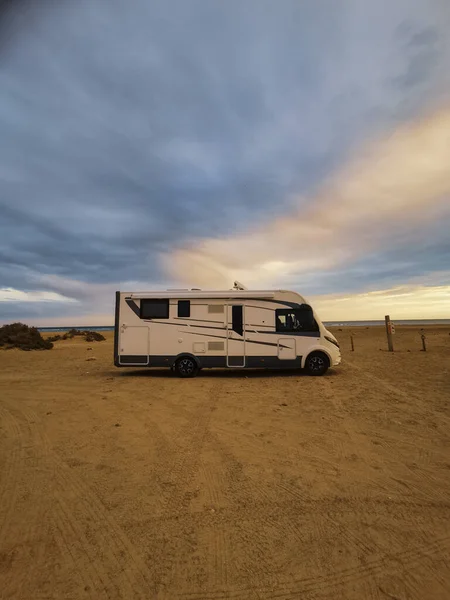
[36,319,450,332]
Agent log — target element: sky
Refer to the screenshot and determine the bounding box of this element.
[0,0,449,325]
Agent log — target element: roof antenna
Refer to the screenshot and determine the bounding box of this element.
[233,280,248,290]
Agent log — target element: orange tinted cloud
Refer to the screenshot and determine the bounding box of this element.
[164,107,450,289]
[311,284,450,321]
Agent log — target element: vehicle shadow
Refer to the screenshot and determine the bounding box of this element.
[117,368,340,379]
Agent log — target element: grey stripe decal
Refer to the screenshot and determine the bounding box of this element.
[246,338,291,349]
[256,330,320,337]
[122,313,305,347]
[245,300,304,308]
[182,330,228,341]
[127,300,304,320]
[125,298,140,317]
[182,330,291,349]
[147,321,223,331]
[143,320,188,327]
[154,327,295,350]
[186,324,225,331]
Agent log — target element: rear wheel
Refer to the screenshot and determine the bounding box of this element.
[305,352,329,376]
[174,356,199,378]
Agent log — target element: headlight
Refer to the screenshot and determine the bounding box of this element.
[325,335,340,348]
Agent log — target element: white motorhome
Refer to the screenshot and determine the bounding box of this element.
[114,283,341,377]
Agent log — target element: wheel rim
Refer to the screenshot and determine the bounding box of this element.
[179,358,195,375]
[309,356,325,372]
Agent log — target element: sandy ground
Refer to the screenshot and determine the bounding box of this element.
[0,326,449,600]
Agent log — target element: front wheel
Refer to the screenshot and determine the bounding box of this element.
[174,356,199,378]
[305,352,329,376]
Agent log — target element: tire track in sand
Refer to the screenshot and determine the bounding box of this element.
[179,532,450,600]
[0,404,22,542]
[1,403,158,600]
[129,380,224,596]
[341,360,450,504]
[180,372,450,600]
[204,429,285,598]
[157,381,222,516]
[51,448,159,599]
[195,385,380,598]
[0,403,52,600]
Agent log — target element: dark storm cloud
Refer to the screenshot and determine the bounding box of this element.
[0,0,450,322]
[0,300,80,323]
[273,200,450,298]
[296,239,450,298]
[394,23,439,85]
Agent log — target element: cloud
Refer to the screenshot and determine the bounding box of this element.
[311,284,450,321]
[2,279,448,325]
[166,106,450,288]
[0,288,77,303]
[0,0,450,322]
[0,274,169,325]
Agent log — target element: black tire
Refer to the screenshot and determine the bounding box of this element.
[174,356,199,378]
[305,352,329,376]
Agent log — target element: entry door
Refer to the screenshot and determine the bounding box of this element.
[226,305,245,367]
[119,325,150,365]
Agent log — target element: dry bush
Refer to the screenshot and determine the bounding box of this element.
[0,323,53,351]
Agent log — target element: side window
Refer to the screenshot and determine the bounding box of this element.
[231,305,243,336]
[140,299,169,319]
[275,307,319,333]
[178,300,190,318]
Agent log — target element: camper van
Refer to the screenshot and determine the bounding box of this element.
[114,283,340,377]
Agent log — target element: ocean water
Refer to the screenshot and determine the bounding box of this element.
[324,319,450,327]
[37,319,450,332]
[38,326,115,332]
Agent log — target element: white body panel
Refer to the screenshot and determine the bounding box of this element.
[114,289,341,371]
[118,325,149,365]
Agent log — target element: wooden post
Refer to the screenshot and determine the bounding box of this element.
[350,334,355,352]
[385,315,394,352]
[421,334,427,352]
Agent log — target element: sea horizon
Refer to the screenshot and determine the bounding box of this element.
[36,319,450,332]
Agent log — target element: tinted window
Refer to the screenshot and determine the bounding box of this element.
[178,300,190,318]
[140,299,169,319]
[275,307,319,333]
[231,305,243,336]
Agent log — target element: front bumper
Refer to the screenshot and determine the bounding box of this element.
[333,353,342,366]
